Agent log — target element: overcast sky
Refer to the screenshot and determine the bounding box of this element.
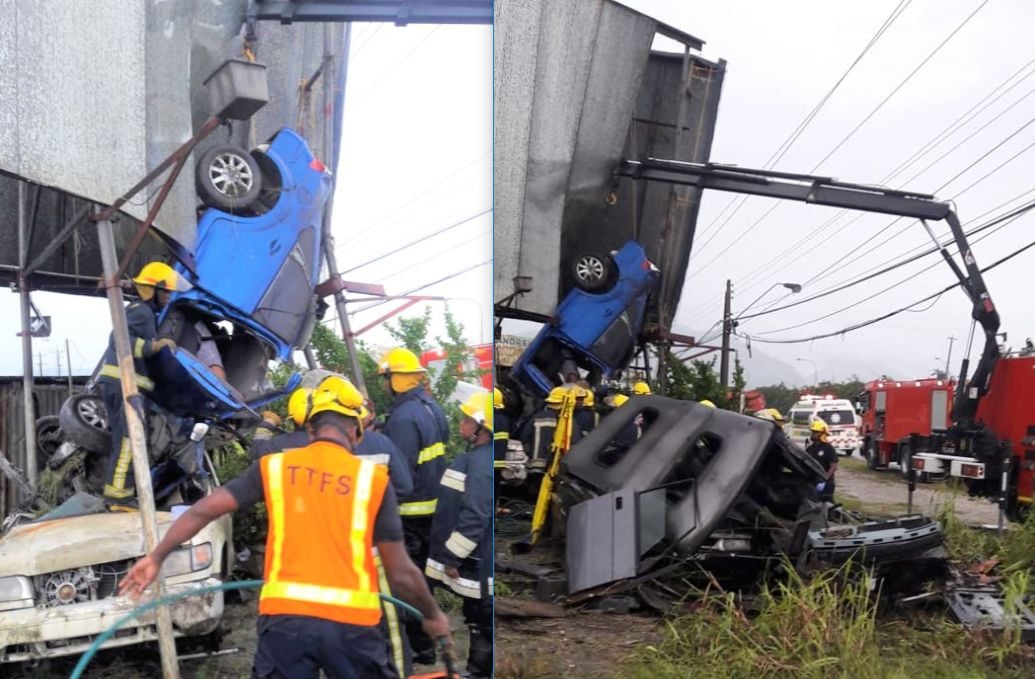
[0,21,491,377]
[620,0,1035,386]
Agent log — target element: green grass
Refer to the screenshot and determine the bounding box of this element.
[623,503,1035,678]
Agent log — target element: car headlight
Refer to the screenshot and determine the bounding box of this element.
[162,543,214,577]
[0,575,34,612]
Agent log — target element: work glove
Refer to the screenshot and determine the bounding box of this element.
[815,481,827,493]
[150,338,177,355]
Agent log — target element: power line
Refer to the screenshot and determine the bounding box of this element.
[688,0,990,277]
[374,228,491,283]
[689,0,912,257]
[743,233,1035,345]
[348,259,490,315]
[341,207,490,274]
[348,25,444,110]
[337,153,489,248]
[728,54,1035,298]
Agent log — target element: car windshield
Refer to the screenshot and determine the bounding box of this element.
[590,295,646,367]
[818,409,856,427]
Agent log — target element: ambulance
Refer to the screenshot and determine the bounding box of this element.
[785,395,860,456]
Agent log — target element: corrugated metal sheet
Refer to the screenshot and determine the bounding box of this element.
[0,378,85,519]
[493,0,723,320]
[0,1,345,292]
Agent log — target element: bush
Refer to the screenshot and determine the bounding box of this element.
[215,443,268,546]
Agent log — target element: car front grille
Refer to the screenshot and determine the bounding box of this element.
[33,559,133,607]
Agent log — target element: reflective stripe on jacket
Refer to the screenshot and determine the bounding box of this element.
[425,442,492,599]
[384,388,448,517]
[97,301,158,392]
[259,441,389,626]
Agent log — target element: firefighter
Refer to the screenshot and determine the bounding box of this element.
[632,381,652,396]
[119,377,452,678]
[518,386,566,471]
[425,392,493,678]
[573,385,597,441]
[609,393,640,451]
[378,347,448,665]
[98,261,186,509]
[807,419,838,502]
[699,399,717,409]
[248,387,311,459]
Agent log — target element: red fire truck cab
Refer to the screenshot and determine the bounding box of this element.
[857,378,954,475]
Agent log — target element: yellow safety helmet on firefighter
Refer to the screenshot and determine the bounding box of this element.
[132,262,189,300]
[460,391,493,430]
[288,387,313,426]
[377,347,426,374]
[308,376,368,435]
[493,387,505,409]
[544,386,567,406]
[810,419,829,434]
[754,408,785,424]
[612,393,630,407]
[632,381,651,395]
[699,399,716,409]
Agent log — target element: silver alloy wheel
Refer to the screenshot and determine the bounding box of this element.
[77,396,108,431]
[208,151,255,198]
[575,255,606,284]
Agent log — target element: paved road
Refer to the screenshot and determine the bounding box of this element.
[836,456,1000,525]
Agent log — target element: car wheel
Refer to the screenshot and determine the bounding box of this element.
[570,251,616,293]
[898,442,912,479]
[196,145,263,213]
[865,438,881,470]
[58,393,111,454]
[36,415,64,468]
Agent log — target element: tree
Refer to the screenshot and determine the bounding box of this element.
[308,322,391,414]
[661,350,743,409]
[384,308,433,355]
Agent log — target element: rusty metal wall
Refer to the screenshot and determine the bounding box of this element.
[0,1,345,292]
[0,378,84,519]
[493,0,722,319]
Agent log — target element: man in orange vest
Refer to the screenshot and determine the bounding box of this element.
[120,376,452,677]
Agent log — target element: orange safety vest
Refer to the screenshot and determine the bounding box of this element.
[259,440,389,626]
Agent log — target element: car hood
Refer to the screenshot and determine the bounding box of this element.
[0,512,176,577]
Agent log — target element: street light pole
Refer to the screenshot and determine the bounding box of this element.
[720,279,732,389]
[945,335,956,378]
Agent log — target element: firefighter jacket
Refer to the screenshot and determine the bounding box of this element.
[493,409,511,470]
[417,390,450,443]
[384,387,448,517]
[518,407,558,470]
[97,300,160,392]
[425,441,492,599]
[258,440,389,625]
[575,407,597,441]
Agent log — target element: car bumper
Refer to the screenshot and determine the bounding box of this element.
[0,577,224,663]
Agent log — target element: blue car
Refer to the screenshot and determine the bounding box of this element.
[147,128,331,419]
[509,241,660,397]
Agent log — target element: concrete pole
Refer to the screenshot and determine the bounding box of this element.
[321,22,366,394]
[719,279,732,390]
[66,339,74,396]
[17,181,38,496]
[97,218,181,679]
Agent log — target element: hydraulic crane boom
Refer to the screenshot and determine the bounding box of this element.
[617,158,1000,427]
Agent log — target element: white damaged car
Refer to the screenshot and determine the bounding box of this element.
[0,496,231,664]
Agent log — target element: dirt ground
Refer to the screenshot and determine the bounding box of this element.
[835,454,1000,525]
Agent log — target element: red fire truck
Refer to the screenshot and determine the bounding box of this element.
[420,343,493,390]
[857,378,955,474]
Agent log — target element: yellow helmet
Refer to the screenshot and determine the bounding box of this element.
[544,387,567,405]
[612,393,629,407]
[632,381,651,395]
[288,387,313,426]
[493,387,505,409]
[754,408,784,424]
[582,389,595,408]
[810,419,829,433]
[309,376,368,434]
[460,391,493,430]
[699,399,716,409]
[377,347,426,374]
[132,262,189,300]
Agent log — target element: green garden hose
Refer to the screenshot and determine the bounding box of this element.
[70,579,428,679]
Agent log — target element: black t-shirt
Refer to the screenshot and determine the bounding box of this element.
[223,444,404,542]
[806,441,838,476]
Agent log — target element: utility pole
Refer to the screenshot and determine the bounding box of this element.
[18,181,38,496]
[945,335,957,379]
[38,351,44,376]
[719,279,732,389]
[65,339,73,396]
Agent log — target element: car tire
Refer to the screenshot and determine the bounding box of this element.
[35,415,64,469]
[898,442,912,479]
[570,251,616,293]
[196,145,263,213]
[865,438,881,470]
[59,394,111,454]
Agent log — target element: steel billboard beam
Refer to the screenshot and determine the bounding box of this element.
[250,0,493,25]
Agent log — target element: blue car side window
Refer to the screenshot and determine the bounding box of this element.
[254,226,317,345]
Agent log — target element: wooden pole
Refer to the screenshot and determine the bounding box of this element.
[97,218,181,679]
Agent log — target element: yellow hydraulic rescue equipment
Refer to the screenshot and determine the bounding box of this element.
[529,388,577,545]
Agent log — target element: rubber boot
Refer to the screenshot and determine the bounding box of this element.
[466,624,493,678]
